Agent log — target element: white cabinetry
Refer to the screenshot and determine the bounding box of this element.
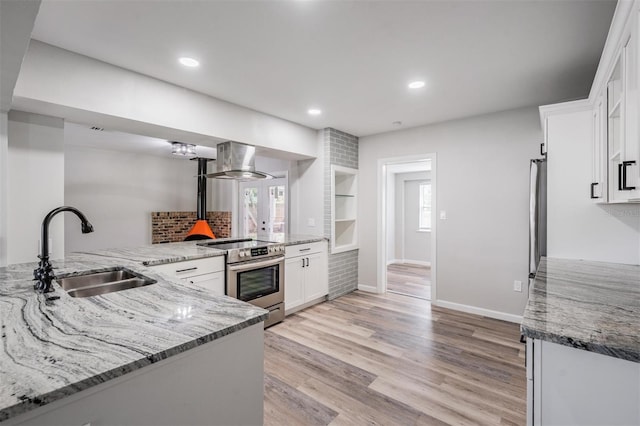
[149,256,225,296]
[331,165,358,253]
[591,95,607,201]
[526,338,640,426]
[590,1,640,203]
[284,241,328,315]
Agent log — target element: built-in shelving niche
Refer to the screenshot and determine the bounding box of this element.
[331,165,358,253]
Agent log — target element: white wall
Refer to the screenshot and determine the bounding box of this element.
[290,130,325,236]
[64,144,197,252]
[359,106,541,319]
[546,107,640,264]
[7,111,65,264]
[395,172,431,264]
[13,41,318,159]
[0,113,8,266]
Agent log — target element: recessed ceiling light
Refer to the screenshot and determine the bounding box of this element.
[408,81,425,89]
[178,57,200,67]
[308,108,322,116]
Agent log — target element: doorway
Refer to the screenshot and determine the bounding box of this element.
[239,176,288,240]
[378,155,436,301]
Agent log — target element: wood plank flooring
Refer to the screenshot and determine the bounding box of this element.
[387,263,431,300]
[264,291,526,425]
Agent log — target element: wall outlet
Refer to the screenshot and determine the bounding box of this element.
[307,218,316,227]
[513,280,522,292]
[439,210,447,220]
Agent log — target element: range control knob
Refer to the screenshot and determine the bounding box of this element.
[239,251,245,258]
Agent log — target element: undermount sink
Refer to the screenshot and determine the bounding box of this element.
[57,267,157,298]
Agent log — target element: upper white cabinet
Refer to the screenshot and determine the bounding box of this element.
[331,165,358,253]
[591,1,640,203]
[591,95,607,202]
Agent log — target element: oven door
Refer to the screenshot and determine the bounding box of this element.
[227,256,284,309]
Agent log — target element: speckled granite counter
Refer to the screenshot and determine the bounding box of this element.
[521,257,640,363]
[0,243,268,422]
[268,234,327,245]
[81,240,226,266]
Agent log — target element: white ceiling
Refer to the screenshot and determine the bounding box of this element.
[64,122,218,159]
[31,0,616,137]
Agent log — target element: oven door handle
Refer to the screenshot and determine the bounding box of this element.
[227,257,284,272]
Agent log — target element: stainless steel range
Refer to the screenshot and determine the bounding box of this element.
[198,239,285,327]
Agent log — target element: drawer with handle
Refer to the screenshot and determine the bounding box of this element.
[285,241,327,259]
[149,256,225,278]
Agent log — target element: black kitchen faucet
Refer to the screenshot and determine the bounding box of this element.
[33,206,94,293]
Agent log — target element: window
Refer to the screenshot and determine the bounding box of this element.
[419,182,431,230]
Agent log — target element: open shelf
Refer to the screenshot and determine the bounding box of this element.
[331,165,358,254]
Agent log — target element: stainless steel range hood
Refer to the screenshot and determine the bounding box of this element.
[205,141,274,180]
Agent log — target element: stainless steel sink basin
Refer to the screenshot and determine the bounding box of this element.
[57,267,157,298]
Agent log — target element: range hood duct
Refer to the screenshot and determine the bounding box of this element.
[205,141,274,181]
[185,158,216,241]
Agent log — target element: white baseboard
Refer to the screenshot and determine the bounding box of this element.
[433,299,522,324]
[357,284,378,293]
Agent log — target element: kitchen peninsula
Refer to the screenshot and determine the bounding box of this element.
[521,257,640,426]
[0,242,268,425]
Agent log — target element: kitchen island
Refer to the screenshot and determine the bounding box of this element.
[0,242,268,425]
[521,257,640,426]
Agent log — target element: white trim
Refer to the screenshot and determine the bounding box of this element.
[376,154,437,301]
[357,284,378,293]
[538,99,592,127]
[433,299,523,324]
[386,258,402,266]
[589,0,638,101]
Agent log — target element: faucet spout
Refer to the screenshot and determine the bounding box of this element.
[34,206,94,293]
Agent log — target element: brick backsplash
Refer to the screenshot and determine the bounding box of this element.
[151,211,231,244]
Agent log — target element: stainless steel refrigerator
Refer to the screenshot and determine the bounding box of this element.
[529,158,547,285]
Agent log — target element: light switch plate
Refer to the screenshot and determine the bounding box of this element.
[307,218,316,227]
[439,210,447,220]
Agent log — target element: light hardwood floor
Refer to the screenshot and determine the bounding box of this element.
[264,291,526,425]
[387,263,431,300]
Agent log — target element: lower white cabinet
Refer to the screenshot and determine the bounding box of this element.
[149,256,225,296]
[526,338,640,426]
[284,241,328,315]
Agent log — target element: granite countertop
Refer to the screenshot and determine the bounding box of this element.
[521,257,640,363]
[0,243,268,422]
[269,234,327,245]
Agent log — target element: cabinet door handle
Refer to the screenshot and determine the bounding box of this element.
[590,182,599,199]
[176,267,198,273]
[305,258,309,267]
[302,258,305,268]
[540,143,546,156]
[620,161,637,191]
